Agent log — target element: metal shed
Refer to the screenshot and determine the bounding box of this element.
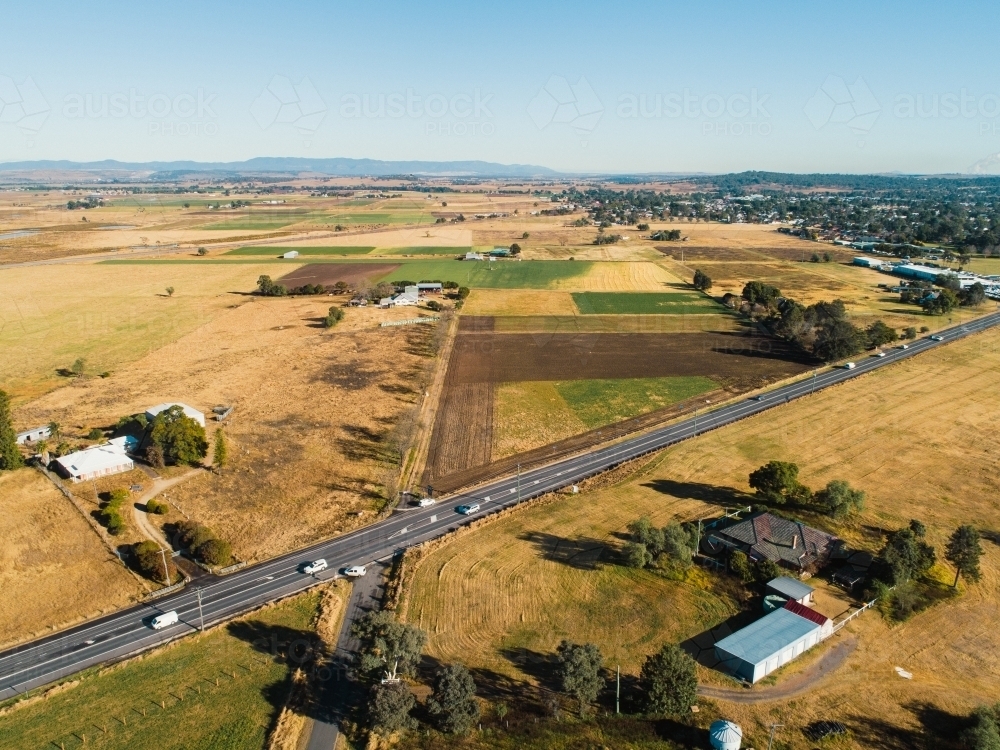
[714,604,829,683]
[766,576,815,604]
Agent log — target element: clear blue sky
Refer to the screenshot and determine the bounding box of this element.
[2,0,999,173]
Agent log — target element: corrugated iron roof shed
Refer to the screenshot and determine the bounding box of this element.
[783,599,829,627]
[767,576,815,600]
[714,607,820,666]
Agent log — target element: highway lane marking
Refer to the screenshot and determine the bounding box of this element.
[8,316,1000,687]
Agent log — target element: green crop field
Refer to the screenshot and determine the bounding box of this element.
[572,291,729,315]
[201,213,312,230]
[381,246,470,256]
[224,246,375,256]
[554,376,719,428]
[379,260,593,289]
[0,593,319,750]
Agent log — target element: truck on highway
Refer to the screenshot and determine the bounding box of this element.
[150,611,178,630]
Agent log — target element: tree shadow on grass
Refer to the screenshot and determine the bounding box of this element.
[498,647,563,695]
[640,479,750,509]
[517,531,607,570]
[844,701,970,750]
[336,424,393,463]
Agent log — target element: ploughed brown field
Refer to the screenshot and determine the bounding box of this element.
[276,262,399,287]
[423,316,814,491]
[446,328,813,385]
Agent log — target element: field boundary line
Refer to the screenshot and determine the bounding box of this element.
[404,312,459,492]
[33,465,152,593]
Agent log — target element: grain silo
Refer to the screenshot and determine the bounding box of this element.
[709,719,742,750]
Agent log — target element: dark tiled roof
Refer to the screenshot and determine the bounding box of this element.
[712,512,838,569]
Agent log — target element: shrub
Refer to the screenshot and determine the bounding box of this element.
[196,537,232,566]
[146,499,169,515]
[323,306,345,328]
[426,300,443,312]
[87,428,104,440]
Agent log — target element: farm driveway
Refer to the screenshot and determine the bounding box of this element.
[131,469,202,548]
[697,634,858,704]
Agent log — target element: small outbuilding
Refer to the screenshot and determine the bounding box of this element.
[16,425,51,445]
[416,282,442,292]
[282,250,300,259]
[145,402,206,427]
[766,576,815,605]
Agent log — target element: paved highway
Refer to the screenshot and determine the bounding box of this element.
[2,310,999,699]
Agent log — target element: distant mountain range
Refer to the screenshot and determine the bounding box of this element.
[0,157,560,178]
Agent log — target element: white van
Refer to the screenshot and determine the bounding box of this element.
[843,362,856,370]
[150,611,178,630]
[303,559,328,575]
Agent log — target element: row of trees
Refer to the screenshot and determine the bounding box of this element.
[354,609,701,739]
[0,390,24,473]
[748,461,865,518]
[650,229,682,241]
[740,282,897,361]
[98,488,130,535]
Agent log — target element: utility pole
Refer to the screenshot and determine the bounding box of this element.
[196,588,205,632]
[616,665,620,714]
[159,548,170,585]
[767,723,784,750]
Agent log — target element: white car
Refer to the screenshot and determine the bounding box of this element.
[457,503,480,515]
[303,559,328,575]
[874,351,886,358]
[150,611,178,630]
[344,565,367,577]
[417,497,436,507]
[843,362,856,370]
[930,334,944,341]
[899,343,909,349]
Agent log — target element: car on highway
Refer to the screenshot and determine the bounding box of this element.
[843,362,856,369]
[930,334,944,341]
[303,559,328,575]
[417,497,436,507]
[899,343,909,349]
[874,351,886,357]
[456,503,480,515]
[751,394,765,401]
[150,611,178,630]
[344,565,367,577]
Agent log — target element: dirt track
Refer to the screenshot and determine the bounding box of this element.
[698,635,858,703]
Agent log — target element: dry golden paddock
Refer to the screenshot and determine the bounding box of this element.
[402,325,1000,749]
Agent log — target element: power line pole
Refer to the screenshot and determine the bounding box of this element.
[196,588,205,632]
[159,548,170,585]
[767,723,784,750]
[616,665,620,714]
